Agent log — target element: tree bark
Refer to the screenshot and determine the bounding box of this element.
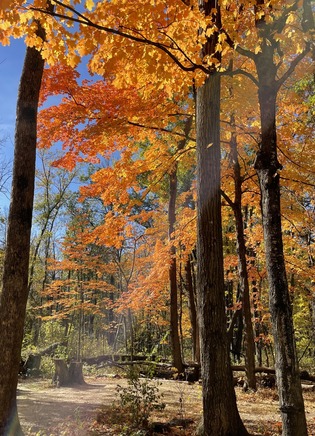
[0,37,45,434]
[196,1,248,434]
[196,72,248,435]
[168,117,192,373]
[53,359,70,386]
[254,41,307,436]
[168,166,184,374]
[228,115,256,390]
[53,359,85,386]
[196,0,248,436]
[68,362,85,385]
[185,256,200,363]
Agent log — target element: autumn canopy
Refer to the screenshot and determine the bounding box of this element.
[0,0,314,435]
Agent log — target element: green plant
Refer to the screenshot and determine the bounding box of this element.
[39,356,55,378]
[116,367,165,430]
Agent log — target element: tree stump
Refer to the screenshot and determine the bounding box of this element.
[53,359,70,386]
[53,359,85,386]
[25,354,41,376]
[68,362,85,385]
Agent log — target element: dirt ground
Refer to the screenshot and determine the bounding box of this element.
[17,375,315,435]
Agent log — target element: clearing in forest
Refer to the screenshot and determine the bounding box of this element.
[17,376,315,435]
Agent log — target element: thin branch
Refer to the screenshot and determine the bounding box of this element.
[285,258,315,275]
[221,67,259,87]
[242,173,258,185]
[276,44,311,90]
[30,1,211,75]
[159,29,199,71]
[269,0,300,35]
[221,120,261,145]
[278,145,315,175]
[280,176,315,188]
[127,120,196,142]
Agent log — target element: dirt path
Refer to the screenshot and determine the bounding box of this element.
[18,377,127,435]
[17,376,315,435]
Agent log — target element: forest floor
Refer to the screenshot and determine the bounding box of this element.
[17,374,315,436]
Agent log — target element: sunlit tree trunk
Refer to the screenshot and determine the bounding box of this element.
[196,71,248,436]
[0,36,45,434]
[196,1,248,434]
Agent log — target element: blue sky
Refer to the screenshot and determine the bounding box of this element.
[0,37,94,162]
[0,38,26,161]
[0,37,95,211]
[0,38,26,209]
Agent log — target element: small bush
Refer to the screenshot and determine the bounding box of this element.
[117,368,165,429]
[96,367,165,434]
[39,356,55,378]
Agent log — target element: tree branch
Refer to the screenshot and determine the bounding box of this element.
[220,189,235,209]
[276,44,311,90]
[221,29,256,61]
[280,176,315,188]
[127,120,196,142]
[30,0,211,75]
[221,67,259,87]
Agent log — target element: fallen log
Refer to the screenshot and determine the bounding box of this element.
[83,354,153,365]
[231,365,315,382]
[231,365,276,374]
[301,384,315,391]
[39,341,67,356]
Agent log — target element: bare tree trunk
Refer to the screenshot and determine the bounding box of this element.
[196,71,248,435]
[225,113,256,390]
[185,256,200,363]
[0,34,45,434]
[254,40,307,436]
[196,1,248,434]
[168,166,184,374]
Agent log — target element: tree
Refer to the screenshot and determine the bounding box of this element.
[40,212,116,359]
[222,1,313,433]
[221,110,257,391]
[2,1,313,434]
[38,63,197,369]
[252,3,311,434]
[195,2,248,434]
[168,117,193,374]
[27,149,78,345]
[17,1,248,432]
[0,24,46,435]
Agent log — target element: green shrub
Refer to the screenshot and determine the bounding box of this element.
[96,367,165,434]
[116,367,165,430]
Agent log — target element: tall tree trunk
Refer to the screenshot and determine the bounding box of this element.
[185,256,200,363]
[0,36,45,434]
[168,116,192,373]
[196,72,248,435]
[168,165,184,373]
[254,42,307,436]
[196,2,248,434]
[229,114,256,390]
[128,308,134,360]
